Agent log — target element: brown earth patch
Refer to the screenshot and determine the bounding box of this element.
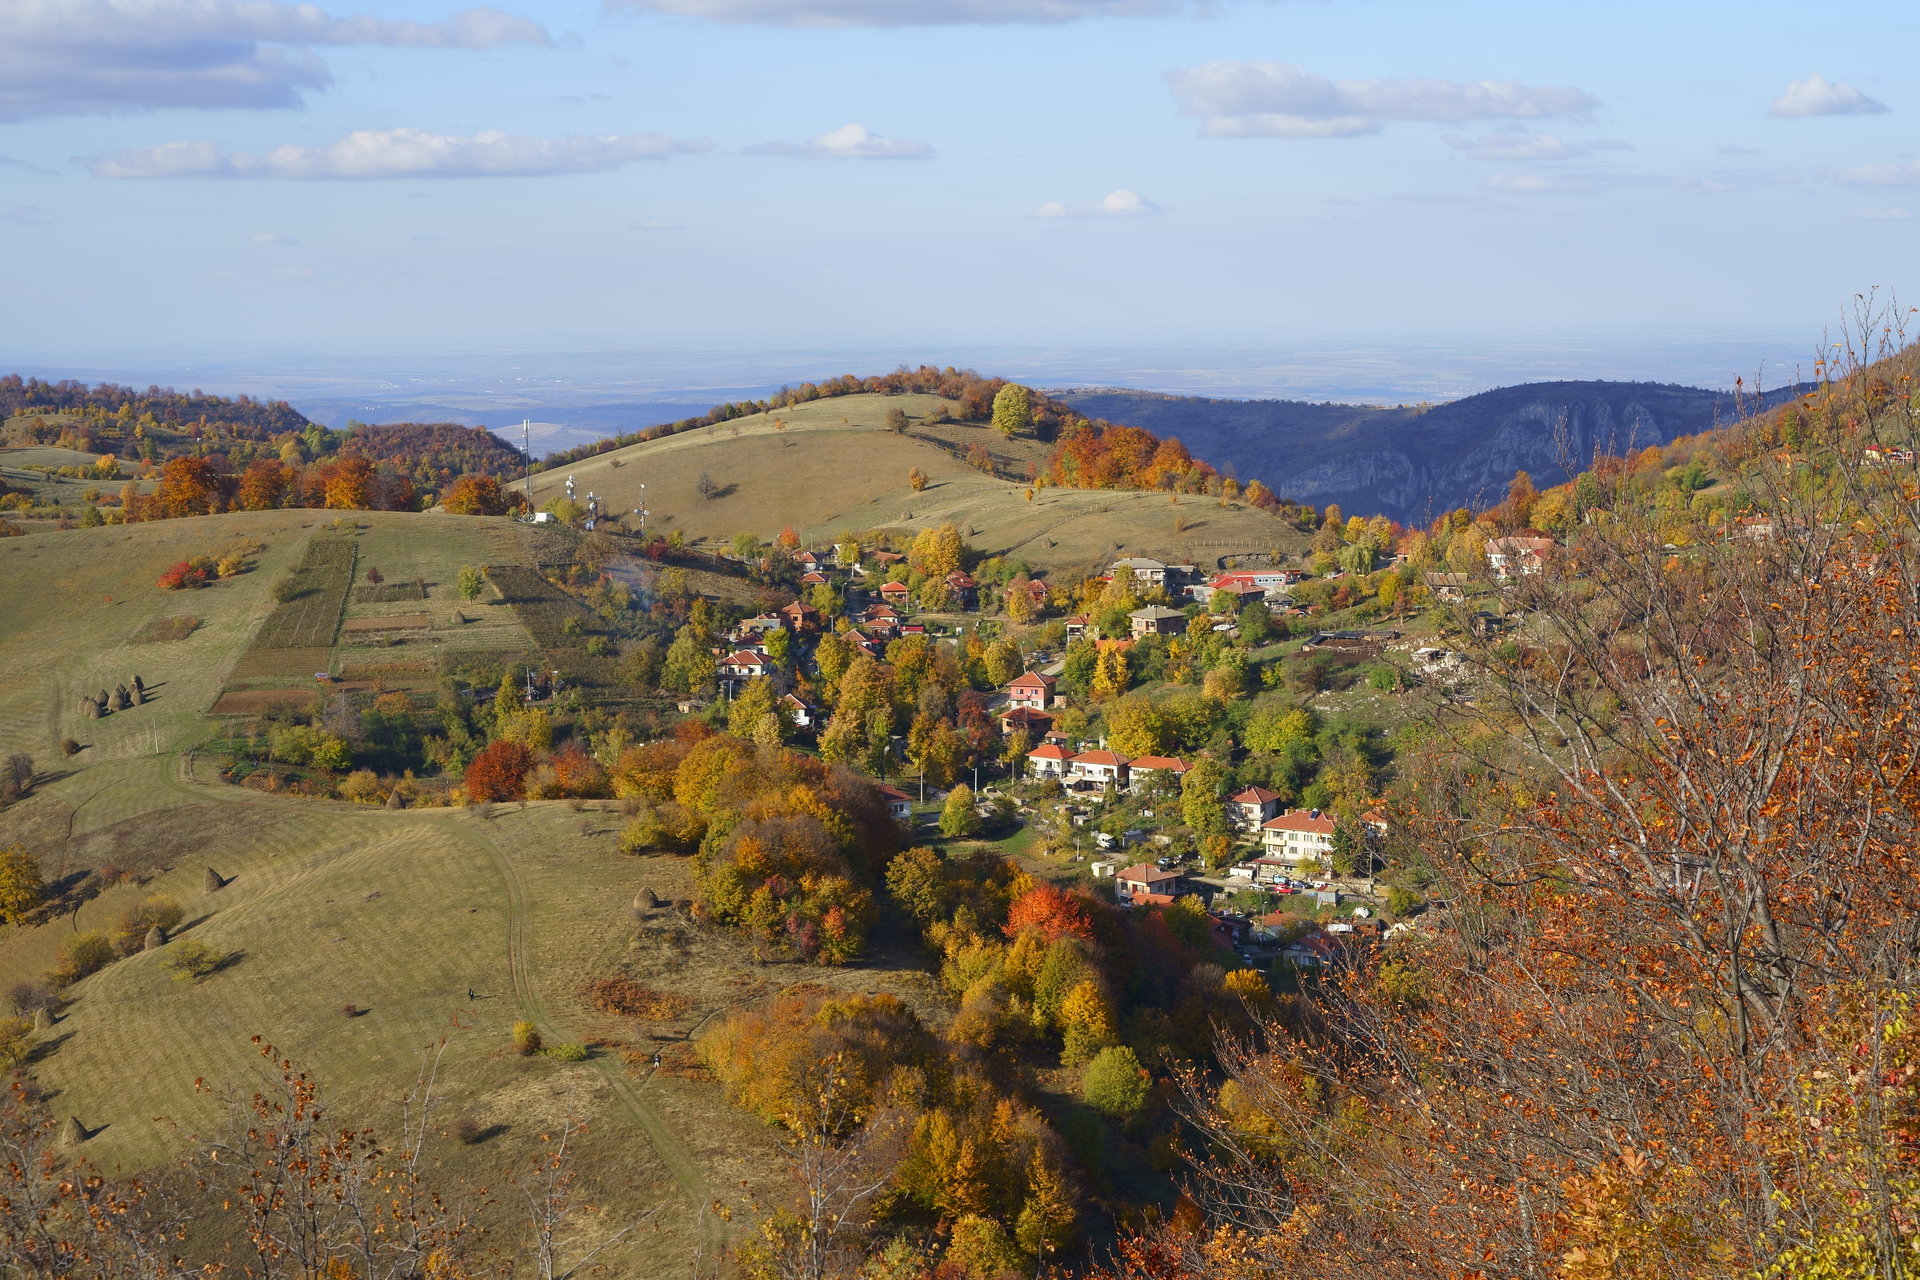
[342,613,431,634]
[131,616,202,643]
[210,688,323,716]
[228,647,332,680]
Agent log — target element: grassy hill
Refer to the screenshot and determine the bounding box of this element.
[528,392,1310,572]
[0,512,937,1273]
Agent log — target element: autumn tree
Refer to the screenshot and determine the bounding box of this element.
[0,847,42,926]
[991,384,1033,438]
[465,739,533,801]
[939,784,979,839]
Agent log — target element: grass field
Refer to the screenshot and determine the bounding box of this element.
[527,393,1312,574]
[0,512,937,1275]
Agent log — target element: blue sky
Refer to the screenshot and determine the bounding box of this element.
[0,0,1913,376]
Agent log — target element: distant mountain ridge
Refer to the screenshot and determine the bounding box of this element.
[1060,380,1808,524]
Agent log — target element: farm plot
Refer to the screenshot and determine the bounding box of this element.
[481,564,619,688]
[352,579,428,604]
[341,613,432,634]
[253,538,356,649]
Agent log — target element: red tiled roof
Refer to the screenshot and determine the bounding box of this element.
[1028,743,1074,761]
[1008,672,1054,690]
[1262,809,1336,835]
[1129,755,1189,772]
[1072,750,1130,768]
[1118,864,1181,885]
[722,650,767,667]
[1231,785,1282,804]
[1131,892,1177,907]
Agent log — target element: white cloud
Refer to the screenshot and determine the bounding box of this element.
[1034,189,1162,218]
[1484,173,1595,195]
[744,123,933,159]
[1444,129,1594,161]
[248,231,297,245]
[1169,61,1598,139]
[1769,73,1887,119]
[0,0,548,121]
[1832,159,1920,187]
[609,0,1219,26]
[2,206,50,225]
[631,218,679,230]
[88,128,709,180]
[1848,207,1911,220]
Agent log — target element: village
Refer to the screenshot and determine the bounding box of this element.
[686,532,1553,982]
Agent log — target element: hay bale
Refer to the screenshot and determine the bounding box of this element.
[144,925,166,950]
[83,699,100,720]
[204,867,225,892]
[32,1008,52,1033]
[61,1117,86,1146]
[639,887,661,909]
[131,674,144,694]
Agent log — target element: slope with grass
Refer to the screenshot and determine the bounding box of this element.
[527,392,1310,571]
[0,513,938,1274]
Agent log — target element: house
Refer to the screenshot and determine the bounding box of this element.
[1063,615,1091,641]
[1111,557,1197,590]
[1423,572,1473,602]
[719,650,772,682]
[781,692,817,729]
[1115,863,1185,899]
[999,706,1055,738]
[795,550,823,569]
[799,570,829,588]
[1005,671,1056,712]
[1259,808,1388,868]
[1201,577,1269,609]
[1025,578,1051,607]
[1127,756,1190,788]
[1485,535,1555,579]
[1067,749,1131,788]
[899,622,927,636]
[875,783,913,822]
[1129,606,1188,638]
[740,613,786,636]
[945,571,978,608]
[862,602,901,624]
[878,580,912,605]
[777,601,821,631]
[1281,928,1340,972]
[1733,514,1777,542]
[1228,785,1283,830]
[1111,556,1173,586]
[843,628,884,657]
[1026,742,1074,779]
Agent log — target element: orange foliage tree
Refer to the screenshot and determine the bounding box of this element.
[463,739,533,801]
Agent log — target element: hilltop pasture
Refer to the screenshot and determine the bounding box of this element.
[528,392,1310,573]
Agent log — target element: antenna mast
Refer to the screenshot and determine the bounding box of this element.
[521,418,532,510]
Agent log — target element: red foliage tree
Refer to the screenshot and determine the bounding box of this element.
[1004,881,1098,944]
[464,740,532,801]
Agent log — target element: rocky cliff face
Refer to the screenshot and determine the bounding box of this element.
[1061,381,1801,523]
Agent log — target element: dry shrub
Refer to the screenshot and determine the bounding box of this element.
[583,974,691,1021]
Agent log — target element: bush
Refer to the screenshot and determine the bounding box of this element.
[48,933,115,988]
[114,895,184,955]
[1386,884,1425,917]
[0,1017,31,1069]
[511,1021,542,1056]
[271,575,304,603]
[453,1114,488,1144]
[59,738,80,757]
[544,1042,589,1062]
[583,975,691,1020]
[157,559,214,590]
[7,981,53,1017]
[164,939,225,981]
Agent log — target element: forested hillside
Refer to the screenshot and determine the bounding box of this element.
[1063,379,1809,523]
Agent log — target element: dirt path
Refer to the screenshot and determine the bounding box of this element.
[439,817,728,1259]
